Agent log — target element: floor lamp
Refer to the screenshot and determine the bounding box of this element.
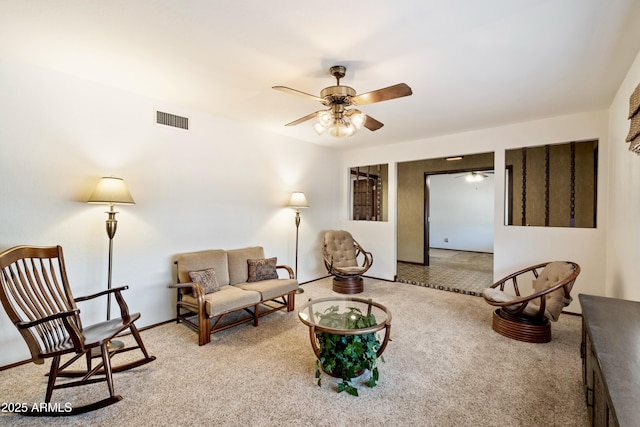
[88,177,135,324]
[287,192,309,293]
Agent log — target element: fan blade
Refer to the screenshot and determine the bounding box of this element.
[284,111,320,127]
[352,83,412,106]
[363,115,384,131]
[273,86,326,103]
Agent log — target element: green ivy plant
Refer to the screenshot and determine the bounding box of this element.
[314,305,384,396]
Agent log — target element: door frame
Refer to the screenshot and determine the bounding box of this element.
[423,167,495,266]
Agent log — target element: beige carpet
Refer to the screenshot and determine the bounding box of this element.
[0,278,588,426]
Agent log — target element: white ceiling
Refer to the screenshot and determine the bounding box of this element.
[2,0,640,149]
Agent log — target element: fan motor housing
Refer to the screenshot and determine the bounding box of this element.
[320,85,356,104]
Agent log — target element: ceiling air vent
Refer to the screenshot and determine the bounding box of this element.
[156,110,189,130]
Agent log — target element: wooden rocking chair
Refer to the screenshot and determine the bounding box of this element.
[0,245,155,415]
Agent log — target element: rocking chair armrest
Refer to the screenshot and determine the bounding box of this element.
[276,265,295,279]
[17,309,85,350]
[76,286,134,320]
[74,285,130,302]
[16,309,80,330]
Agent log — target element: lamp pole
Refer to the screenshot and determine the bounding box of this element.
[105,204,118,320]
[287,192,309,292]
[294,208,301,279]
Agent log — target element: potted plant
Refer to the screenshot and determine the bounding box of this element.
[314,305,385,396]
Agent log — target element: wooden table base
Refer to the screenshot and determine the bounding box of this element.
[492,309,551,343]
[332,276,364,294]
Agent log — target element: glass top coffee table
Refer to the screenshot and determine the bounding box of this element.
[298,297,392,371]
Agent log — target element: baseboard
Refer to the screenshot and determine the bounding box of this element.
[0,318,176,372]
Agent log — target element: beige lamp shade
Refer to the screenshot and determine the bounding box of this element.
[88,177,135,205]
[287,192,309,209]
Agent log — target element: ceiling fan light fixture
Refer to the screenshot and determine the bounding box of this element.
[466,172,485,182]
[313,121,326,135]
[349,110,367,130]
[318,110,333,127]
[330,120,355,138]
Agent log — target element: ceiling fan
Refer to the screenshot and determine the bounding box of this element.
[455,171,495,182]
[273,65,412,137]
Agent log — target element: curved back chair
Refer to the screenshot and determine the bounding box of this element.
[0,245,155,415]
[322,230,373,294]
[482,261,580,343]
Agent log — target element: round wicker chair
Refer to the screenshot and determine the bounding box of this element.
[482,261,580,343]
[322,230,373,294]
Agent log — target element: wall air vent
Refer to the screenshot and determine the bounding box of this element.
[156,111,189,130]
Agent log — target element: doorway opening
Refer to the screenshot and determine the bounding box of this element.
[396,153,494,296]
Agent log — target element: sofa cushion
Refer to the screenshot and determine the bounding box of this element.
[247,257,278,282]
[175,249,230,286]
[188,268,220,296]
[236,278,299,301]
[182,286,261,318]
[227,246,265,285]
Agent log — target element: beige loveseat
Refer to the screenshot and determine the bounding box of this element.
[170,246,298,345]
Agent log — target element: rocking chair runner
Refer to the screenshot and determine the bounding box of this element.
[0,245,155,415]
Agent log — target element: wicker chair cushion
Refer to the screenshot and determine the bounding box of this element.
[530,261,575,321]
[482,288,518,309]
[323,230,358,268]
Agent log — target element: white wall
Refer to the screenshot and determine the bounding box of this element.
[0,57,341,365]
[3,48,637,366]
[606,48,640,302]
[429,173,494,252]
[342,110,610,312]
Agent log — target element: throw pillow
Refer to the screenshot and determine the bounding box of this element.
[247,257,278,282]
[188,268,220,296]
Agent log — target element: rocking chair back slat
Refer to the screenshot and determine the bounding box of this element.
[0,246,78,361]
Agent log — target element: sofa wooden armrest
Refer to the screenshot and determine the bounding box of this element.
[276,264,294,279]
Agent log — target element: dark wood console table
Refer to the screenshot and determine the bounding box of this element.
[580,294,640,427]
